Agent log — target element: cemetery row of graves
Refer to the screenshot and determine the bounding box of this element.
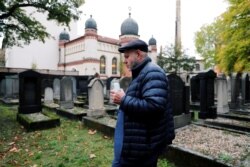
[0,69,249,167]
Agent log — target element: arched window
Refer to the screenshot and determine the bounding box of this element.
[112,57,117,74]
[195,64,200,71]
[100,56,106,74]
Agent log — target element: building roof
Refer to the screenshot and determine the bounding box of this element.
[120,13,139,36]
[59,29,70,41]
[85,15,97,30]
[148,36,157,45]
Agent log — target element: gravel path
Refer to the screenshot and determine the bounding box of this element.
[173,124,250,166]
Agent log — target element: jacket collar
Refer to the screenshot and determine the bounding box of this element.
[132,56,151,79]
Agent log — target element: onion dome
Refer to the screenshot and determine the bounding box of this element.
[121,13,139,35]
[85,15,97,30]
[59,29,70,41]
[149,36,157,45]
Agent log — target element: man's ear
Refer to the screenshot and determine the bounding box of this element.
[136,50,143,60]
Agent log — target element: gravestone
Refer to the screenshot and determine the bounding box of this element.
[41,77,53,96]
[190,75,200,102]
[241,73,250,104]
[18,70,42,114]
[230,73,241,109]
[77,76,89,95]
[198,70,217,119]
[167,74,191,129]
[167,74,186,116]
[70,77,77,101]
[226,76,231,101]
[17,70,60,131]
[119,77,131,92]
[0,79,5,97]
[60,77,74,109]
[5,75,19,99]
[44,87,54,104]
[53,78,60,100]
[87,78,105,116]
[216,74,229,113]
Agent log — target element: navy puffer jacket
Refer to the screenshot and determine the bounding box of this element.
[120,56,175,163]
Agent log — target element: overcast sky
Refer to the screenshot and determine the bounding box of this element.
[78,0,228,57]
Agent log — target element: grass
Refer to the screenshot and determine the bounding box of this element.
[0,104,175,167]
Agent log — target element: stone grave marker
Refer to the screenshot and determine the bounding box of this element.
[60,77,74,109]
[241,73,250,104]
[44,87,54,104]
[77,76,89,95]
[167,73,191,128]
[0,78,5,97]
[17,70,60,131]
[87,78,105,116]
[216,73,229,113]
[167,74,185,116]
[230,73,241,109]
[70,77,77,101]
[18,70,42,114]
[5,75,19,99]
[198,69,217,119]
[190,75,200,103]
[53,78,60,100]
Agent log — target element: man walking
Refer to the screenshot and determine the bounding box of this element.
[111,39,175,167]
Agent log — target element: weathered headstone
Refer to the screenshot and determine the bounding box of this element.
[226,76,231,101]
[53,78,60,100]
[216,74,229,113]
[17,70,60,131]
[167,74,186,116]
[198,70,217,119]
[230,73,241,109]
[167,73,191,128]
[190,75,200,102]
[241,73,250,104]
[87,78,105,116]
[60,77,74,109]
[18,70,42,114]
[119,77,131,92]
[41,77,53,96]
[77,76,89,95]
[0,78,5,97]
[5,75,19,99]
[70,77,77,101]
[44,87,54,104]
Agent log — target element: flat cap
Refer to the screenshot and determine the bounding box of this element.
[118,39,148,53]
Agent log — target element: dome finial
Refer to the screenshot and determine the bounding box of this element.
[128,6,132,17]
[90,14,92,18]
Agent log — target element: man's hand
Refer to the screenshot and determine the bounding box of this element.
[110,89,125,105]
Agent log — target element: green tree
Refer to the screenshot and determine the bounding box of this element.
[157,44,196,73]
[0,0,84,48]
[217,0,250,73]
[194,0,250,73]
[194,19,223,69]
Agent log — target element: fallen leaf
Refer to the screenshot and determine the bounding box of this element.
[8,142,15,146]
[31,164,38,167]
[103,136,109,139]
[89,154,96,159]
[29,152,34,156]
[88,129,97,135]
[9,147,19,153]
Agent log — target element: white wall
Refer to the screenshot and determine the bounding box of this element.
[5,7,78,70]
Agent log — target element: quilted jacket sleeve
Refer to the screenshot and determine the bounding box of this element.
[120,66,169,118]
